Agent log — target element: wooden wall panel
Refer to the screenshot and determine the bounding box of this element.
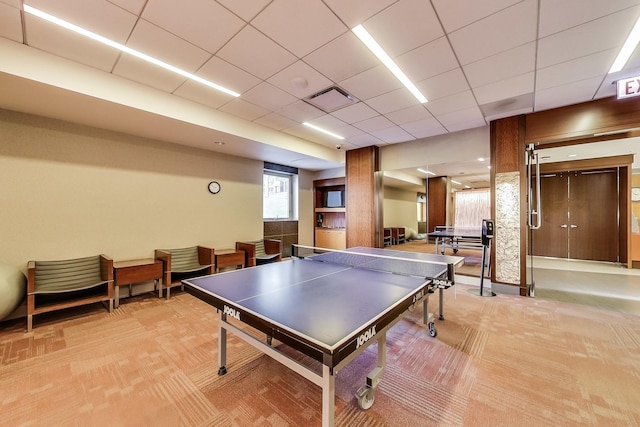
[427,177,447,233]
[526,96,640,144]
[346,146,382,248]
[491,115,524,173]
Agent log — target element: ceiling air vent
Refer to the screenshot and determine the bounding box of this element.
[304,85,358,113]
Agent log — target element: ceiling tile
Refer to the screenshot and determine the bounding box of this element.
[396,37,459,82]
[365,88,419,114]
[463,42,536,88]
[251,0,347,58]
[323,0,398,28]
[537,8,640,69]
[331,102,379,123]
[0,2,23,42]
[113,55,188,92]
[363,0,443,57]
[253,113,299,131]
[448,0,537,66]
[216,0,271,22]
[370,125,415,143]
[432,0,522,33]
[303,32,379,83]
[305,114,348,132]
[126,19,211,72]
[473,72,534,105]
[353,115,395,132]
[27,0,137,43]
[345,132,384,147]
[173,80,237,109]
[426,90,477,116]
[216,25,297,80]
[276,100,325,123]
[438,106,487,132]
[417,68,469,101]
[537,49,618,91]
[24,15,122,72]
[267,60,334,98]
[0,0,21,7]
[535,76,603,111]
[340,65,402,100]
[192,56,261,95]
[400,117,446,138]
[241,82,298,111]
[107,0,146,15]
[142,0,245,54]
[386,105,433,125]
[539,0,640,37]
[218,98,270,121]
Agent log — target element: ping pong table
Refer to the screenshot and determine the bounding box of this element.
[428,226,483,255]
[183,245,463,427]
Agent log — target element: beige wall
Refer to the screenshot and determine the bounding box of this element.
[383,186,418,233]
[0,109,312,270]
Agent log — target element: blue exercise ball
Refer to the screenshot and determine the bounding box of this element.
[0,263,26,321]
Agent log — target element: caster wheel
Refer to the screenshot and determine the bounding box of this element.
[428,322,437,337]
[355,385,376,410]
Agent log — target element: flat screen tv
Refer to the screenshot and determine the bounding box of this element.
[324,190,344,208]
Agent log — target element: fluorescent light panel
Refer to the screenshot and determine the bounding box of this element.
[609,15,640,73]
[417,168,435,176]
[352,25,427,103]
[302,122,344,140]
[23,4,240,97]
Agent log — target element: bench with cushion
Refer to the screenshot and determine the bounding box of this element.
[154,246,214,298]
[236,239,282,267]
[27,255,113,331]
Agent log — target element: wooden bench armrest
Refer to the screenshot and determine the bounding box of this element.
[197,246,215,266]
[264,239,282,255]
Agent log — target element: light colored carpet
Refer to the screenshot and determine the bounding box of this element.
[1,283,638,426]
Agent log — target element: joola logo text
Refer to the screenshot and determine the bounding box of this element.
[356,325,377,349]
[223,305,240,320]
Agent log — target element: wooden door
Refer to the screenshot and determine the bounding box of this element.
[532,173,569,258]
[569,170,619,261]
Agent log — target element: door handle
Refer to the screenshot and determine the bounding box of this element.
[560,224,568,228]
[570,224,578,228]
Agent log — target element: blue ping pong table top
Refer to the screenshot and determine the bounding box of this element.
[183,247,458,355]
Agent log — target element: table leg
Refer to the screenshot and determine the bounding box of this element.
[218,311,228,375]
[114,286,120,308]
[321,364,335,427]
[438,288,445,320]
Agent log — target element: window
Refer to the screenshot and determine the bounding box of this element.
[263,162,298,220]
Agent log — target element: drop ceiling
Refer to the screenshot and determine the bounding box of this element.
[1,0,640,177]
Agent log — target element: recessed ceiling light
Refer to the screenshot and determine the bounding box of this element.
[23,4,240,97]
[302,122,344,140]
[478,157,485,161]
[352,25,427,104]
[568,154,577,158]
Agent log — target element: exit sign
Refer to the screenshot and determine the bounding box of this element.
[617,76,640,99]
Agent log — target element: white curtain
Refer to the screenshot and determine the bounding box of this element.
[454,189,491,228]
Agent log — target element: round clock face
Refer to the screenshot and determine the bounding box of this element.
[208,181,221,194]
[632,187,640,202]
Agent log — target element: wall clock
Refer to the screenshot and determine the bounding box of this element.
[208,181,221,194]
[632,187,640,202]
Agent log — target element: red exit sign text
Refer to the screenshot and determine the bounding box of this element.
[617,76,640,99]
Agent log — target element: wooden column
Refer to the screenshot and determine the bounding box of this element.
[490,115,527,295]
[346,146,383,248]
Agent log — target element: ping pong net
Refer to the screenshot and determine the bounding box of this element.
[291,244,454,288]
